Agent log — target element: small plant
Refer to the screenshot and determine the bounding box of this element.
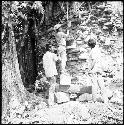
[35,73,50,93]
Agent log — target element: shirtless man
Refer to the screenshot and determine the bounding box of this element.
[54,22,71,73]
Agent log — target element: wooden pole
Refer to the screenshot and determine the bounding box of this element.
[67,2,70,35]
[67,2,68,21]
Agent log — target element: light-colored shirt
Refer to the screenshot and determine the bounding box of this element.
[43,51,58,77]
[89,45,103,73]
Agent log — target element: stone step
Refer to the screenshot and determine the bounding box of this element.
[55,92,70,104]
[56,84,92,94]
[76,93,92,102]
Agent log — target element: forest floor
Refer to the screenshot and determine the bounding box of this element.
[6,100,123,124]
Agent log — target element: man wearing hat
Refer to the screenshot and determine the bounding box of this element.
[54,22,71,73]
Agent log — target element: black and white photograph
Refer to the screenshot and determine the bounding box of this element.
[2,1,123,124]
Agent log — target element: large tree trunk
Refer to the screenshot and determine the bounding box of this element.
[2,24,26,123]
[16,14,38,89]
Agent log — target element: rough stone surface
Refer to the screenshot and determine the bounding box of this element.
[60,73,72,85]
[77,93,92,102]
[55,92,70,104]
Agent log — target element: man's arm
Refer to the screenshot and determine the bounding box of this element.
[53,53,61,62]
[87,53,96,73]
[42,56,45,69]
[66,29,69,36]
[89,59,96,71]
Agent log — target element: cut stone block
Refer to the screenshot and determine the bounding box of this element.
[60,73,72,85]
[56,84,92,94]
[79,86,92,94]
[77,93,92,102]
[55,92,70,104]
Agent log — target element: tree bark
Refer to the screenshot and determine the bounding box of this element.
[2,24,26,123]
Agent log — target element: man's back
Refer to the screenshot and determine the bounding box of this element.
[89,45,103,73]
[43,51,58,78]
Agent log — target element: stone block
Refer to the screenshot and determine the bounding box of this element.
[77,93,92,102]
[60,73,72,85]
[55,92,70,104]
[56,84,92,94]
[55,85,70,92]
[79,86,92,94]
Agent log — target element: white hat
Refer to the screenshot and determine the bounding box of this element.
[54,24,62,30]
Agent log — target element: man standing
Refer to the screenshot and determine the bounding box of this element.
[87,39,108,104]
[54,22,71,73]
[43,44,60,107]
